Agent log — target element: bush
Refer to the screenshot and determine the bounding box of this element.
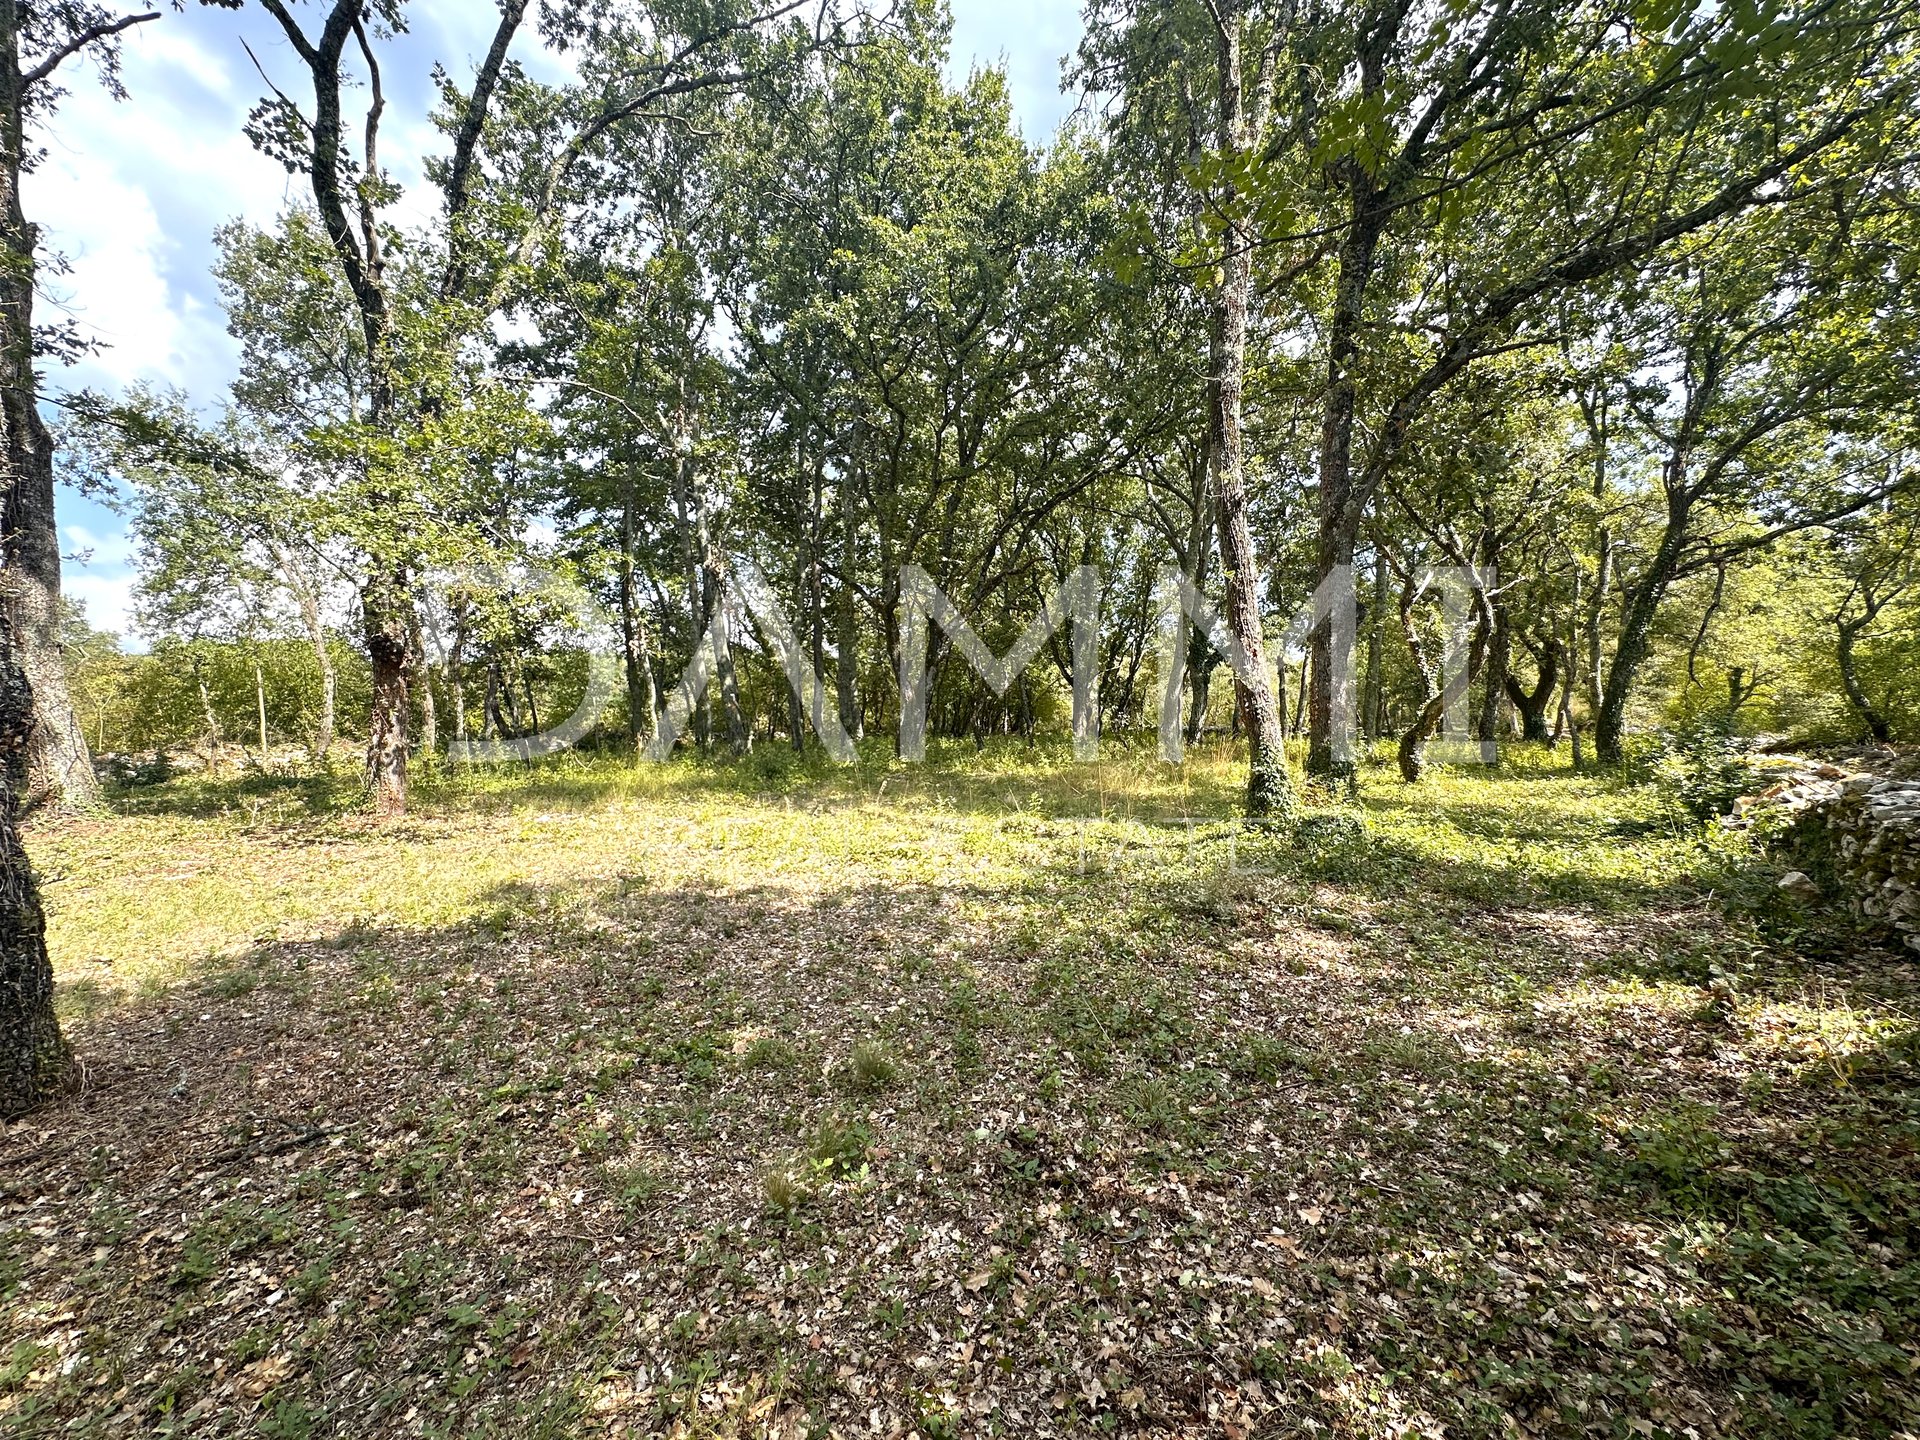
[1654,715,1754,822]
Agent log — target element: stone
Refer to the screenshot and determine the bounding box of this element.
[1778,871,1822,901]
[1748,761,1920,951]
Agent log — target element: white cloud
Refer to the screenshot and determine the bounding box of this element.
[62,522,136,568]
[27,23,297,395]
[65,570,139,641]
[948,0,1084,140]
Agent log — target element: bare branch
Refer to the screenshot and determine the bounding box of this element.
[21,9,160,91]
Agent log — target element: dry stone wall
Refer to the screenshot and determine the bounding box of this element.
[1734,767,1920,953]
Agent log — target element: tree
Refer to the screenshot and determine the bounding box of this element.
[1821,496,1917,744]
[1079,0,1305,816]
[3,3,164,1115]
[696,29,1116,757]
[71,390,350,762]
[1589,197,1918,761]
[219,0,846,810]
[1253,0,1919,776]
[0,593,65,1116]
[3,3,158,811]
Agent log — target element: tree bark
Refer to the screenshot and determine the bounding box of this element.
[1178,436,1215,747]
[410,611,435,759]
[0,7,96,812]
[670,423,710,751]
[1595,487,1693,764]
[1210,271,1291,817]
[698,526,747,756]
[1505,638,1562,743]
[1363,546,1387,738]
[1184,647,1215,744]
[1206,6,1292,820]
[788,540,806,753]
[835,452,861,743]
[1476,598,1510,744]
[448,600,469,744]
[1394,575,1444,782]
[192,652,221,767]
[253,660,269,758]
[619,468,657,750]
[1307,175,1387,780]
[1835,618,1891,743]
[0,588,66,1117]
[361,570,411,814]
[1581,392,1612,733]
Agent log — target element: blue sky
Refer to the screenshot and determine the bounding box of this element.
[34,0,1084,646]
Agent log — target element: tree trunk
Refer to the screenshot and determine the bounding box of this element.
[700,542,748,757]
[482,660,504,740]
[1596,489,1692,765]
[1209,261,1292,818]
[253,660,269,759]
[0,10,96,812]
[0,591,66,1117]
[361,570,411,815]
[1836,618,1892,743]
[316,641,336,762]
[1595,586,1659,765]
[1554,583,1580,752]
[1395,577,1446,783]
[1476,599,1510,744]
[1308,176,1387,780]
[788,542,806,753]
[804,432,826,751]
[1205,13,1292,819]
[1363,546,1387,738]
[1582,393,1612,732]
[835,454,861,743]
[671,437,710,751]
[1505,639,1562,744]
[448,601,469,744]
[1397,692,1446,783]
[1178,436,1215,748]
[411,614,436,759]
[419,663,437,757]
[193,653,221,768]
[1184,651,1214,744]
[620,465,657,751]
[283,569,335,763]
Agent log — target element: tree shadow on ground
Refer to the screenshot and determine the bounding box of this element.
[8,836,1918,1438]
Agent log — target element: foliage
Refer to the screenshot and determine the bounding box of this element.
[1654,714,1758,823]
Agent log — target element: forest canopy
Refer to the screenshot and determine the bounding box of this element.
[21,0,1913,818]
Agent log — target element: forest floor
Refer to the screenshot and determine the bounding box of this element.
[3,742,1917,1439]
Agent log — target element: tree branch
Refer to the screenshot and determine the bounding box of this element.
[21,10,160,91]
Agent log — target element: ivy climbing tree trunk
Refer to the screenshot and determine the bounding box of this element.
[1836,617,1892,744]
[0,589,68,1118]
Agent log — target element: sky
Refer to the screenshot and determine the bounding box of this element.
[32,0,1085,647]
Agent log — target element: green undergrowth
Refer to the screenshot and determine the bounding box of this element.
[7,738,1915,1437]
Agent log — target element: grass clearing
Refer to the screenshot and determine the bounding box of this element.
[3,740,1917,1437]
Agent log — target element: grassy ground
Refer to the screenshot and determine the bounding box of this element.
[3,740,1917,1439]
